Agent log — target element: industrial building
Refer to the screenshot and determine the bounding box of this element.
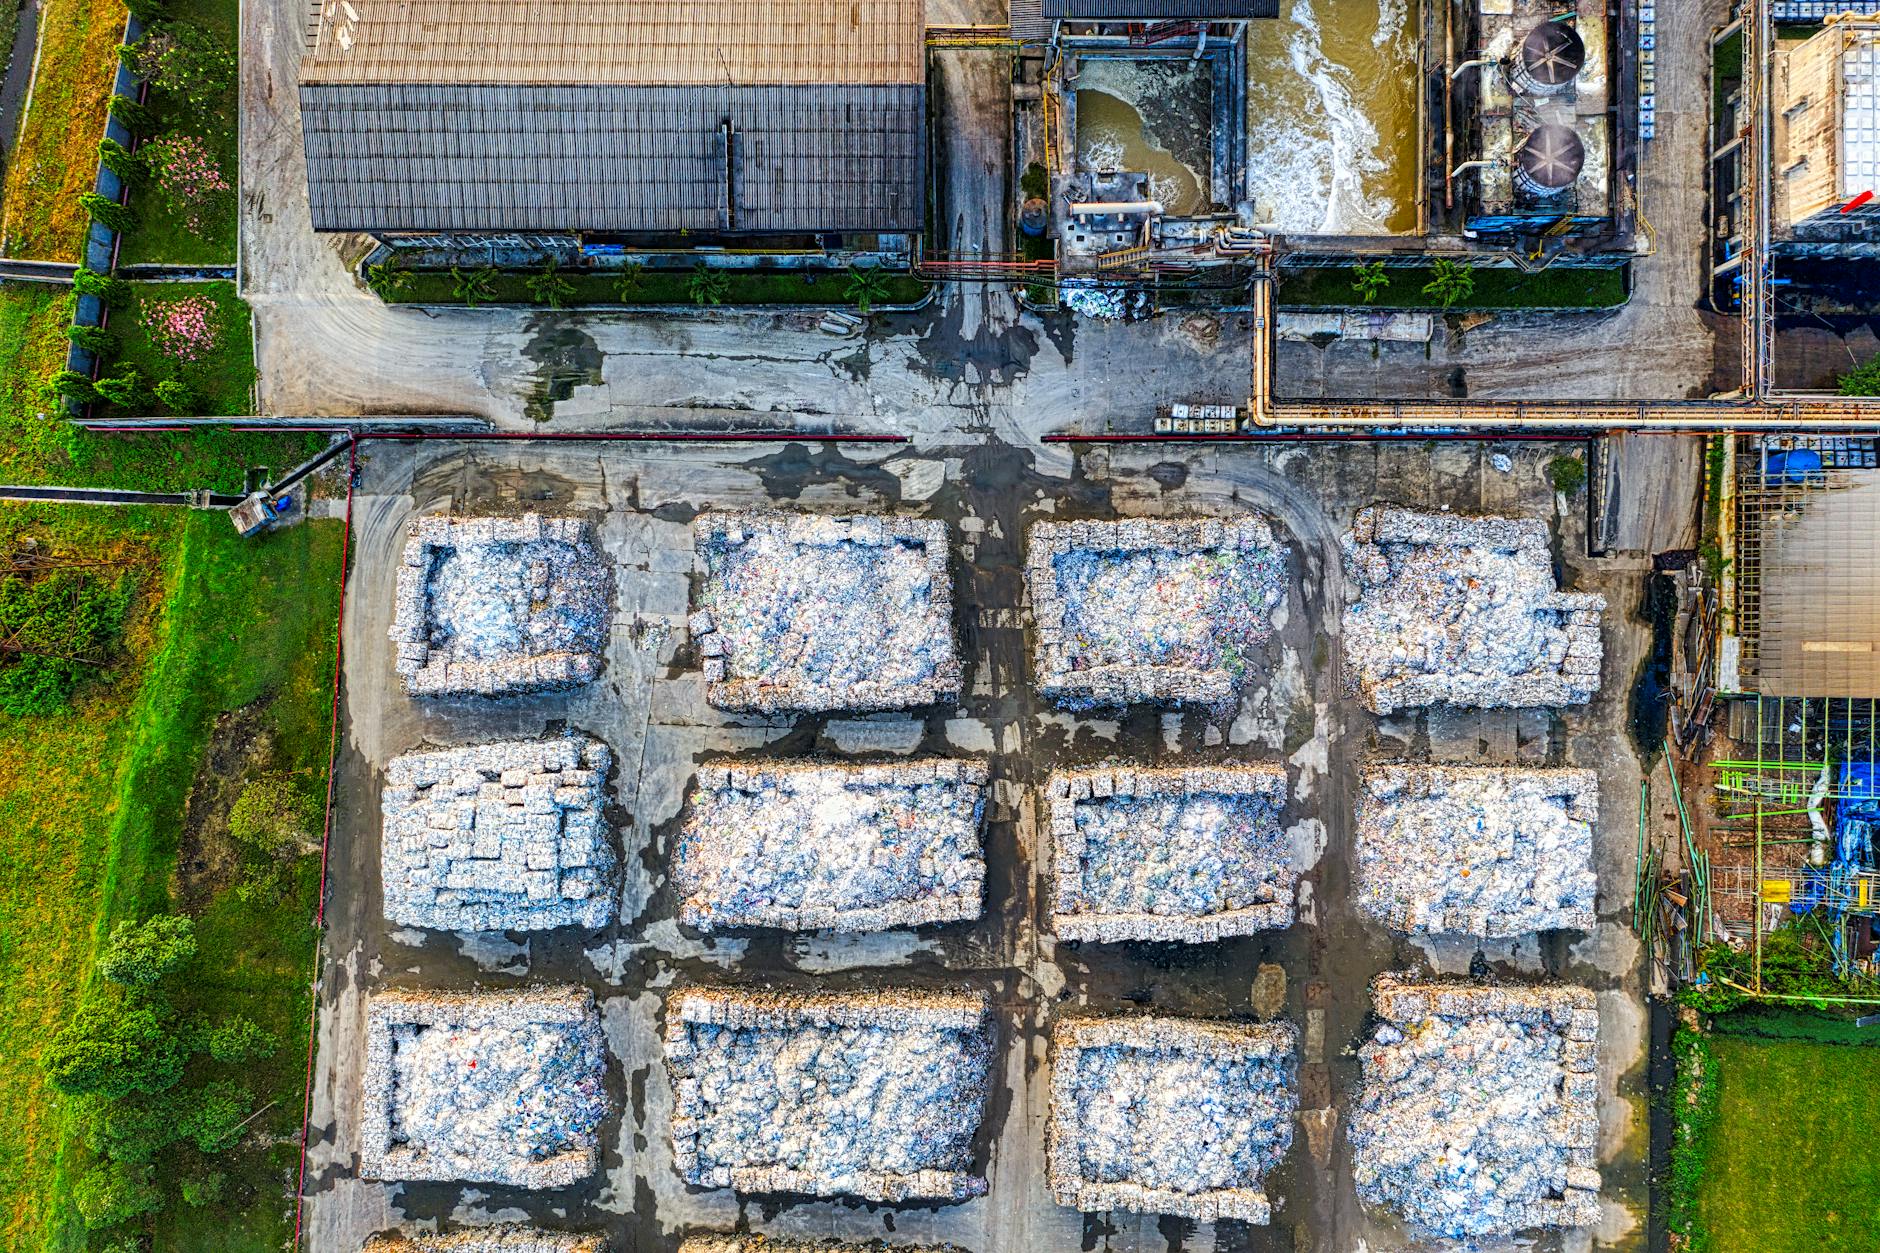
[1771,15,1880,254]
[299,0,927,262]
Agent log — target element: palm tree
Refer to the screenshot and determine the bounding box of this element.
[616,261,647,304]
[1349,260,1389,305]
[527,256,576,309]
[365,254,412,301]
[1421,258,1476,310]
[687,263,730,307]
[844,264,890,314]
[450,265,499,307]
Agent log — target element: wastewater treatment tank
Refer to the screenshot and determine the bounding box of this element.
[1508,22,1586,96]
[1513,124,1585,200]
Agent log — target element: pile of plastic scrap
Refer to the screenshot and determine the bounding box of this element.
[665,987,993,1203]
[364,1230,605,1253]
[1027,517,1290,709]
[1048,1014,1297,1223]
[1048,765,1293,942]
[1355,764,1598,937]
[680,1239,971,1253]
[361,986,609,1187]
[1341,506,1604,713]
[675,758,989,933]
[380,734,615,932]
[691,512,961,714]
[1061,284,1150,320]
[391,514,613,697]
[1350,976,1601,1239]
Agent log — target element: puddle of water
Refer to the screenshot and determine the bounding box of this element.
[1247,0,1421,235]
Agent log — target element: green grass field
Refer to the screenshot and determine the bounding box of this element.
[1697,1036,1880,1250]
[1276,263,1629,311]
[0,0,125,260]
[386,266,929,308]
[100,281,256,417]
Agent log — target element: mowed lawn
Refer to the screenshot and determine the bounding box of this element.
[1699,1036,1880,1250]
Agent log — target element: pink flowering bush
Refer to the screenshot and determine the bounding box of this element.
[143,135,232,231]
[147,294,220,363]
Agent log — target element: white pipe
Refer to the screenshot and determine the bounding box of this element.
[1070,200,1165,216]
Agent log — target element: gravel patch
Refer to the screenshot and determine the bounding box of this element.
[1047,765,1293,942]
[391,514,613,697]
[1048,1015,1297,1223]
[361,987,609,1187]
[665,987,993,1203]
[675,758,989,933]
[1027,517,1289,708]
[691,512,960,713]
[380,735,615,932]
[1341,506,1604,713]
[364,1230,605,1253]
[1355,764,1599,937]
[1350,977,1602,1239]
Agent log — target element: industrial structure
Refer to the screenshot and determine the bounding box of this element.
[1771,15,1880,254]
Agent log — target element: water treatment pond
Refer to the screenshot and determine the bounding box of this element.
[1247,0,1421,235]
[1074,56,1214,217]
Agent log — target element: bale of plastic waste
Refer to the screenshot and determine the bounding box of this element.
[363,1229,606,1253]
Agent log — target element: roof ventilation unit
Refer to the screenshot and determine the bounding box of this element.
[1512,123,1585,199]
[1507,22,1585,96]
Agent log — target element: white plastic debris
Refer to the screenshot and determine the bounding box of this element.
[1048,1015,1297,1223]
[1061,284,1151,320]
[360,987,609,1188]
[390,514,613,697]
[1027,517,1290,709]
[364,1230,605,1253]
[691,512,962,713]
[1354,764,1598,937]
[1048,765,1293,942]
[675,758,989,933]
[664,988,993,1203]
[1341,506,1604,713]
[1350,977,1602,1239]
[380,734,615,932]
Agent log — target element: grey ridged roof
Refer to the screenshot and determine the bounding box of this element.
[300,83,925,235]
[1041,0,1278,17]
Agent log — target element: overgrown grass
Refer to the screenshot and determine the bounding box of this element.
[1,0,127,260]
[386,266,929,308]
[1276,263,1629,311]
[99,280,256,417]
[1697,1035,1880,1249]
[116,0,238,266]
[0,282,318,490]
[1668,1028,1719,1250]
[0,507,342,1251]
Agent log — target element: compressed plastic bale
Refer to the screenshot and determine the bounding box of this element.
[675,758,989,933]
[363,1230,606,1253]
[1046,1014,1297,1223]
[678,1240,970,1253]
[691,511,961,714]
[1025,517,1291,710]
[663,987,993,1203]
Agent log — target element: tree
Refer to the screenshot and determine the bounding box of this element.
[123,0,167,20]
[154,378,194,414]
[180,1078,253,1152]
[1349,260,1390,304]
[79,192,134,234]
[51,370,99,403]
[844,265,889,315]
[74,1159,162,1229]
[450,265,498,307]
[687,262,729,307]
[42,1002,185,1099]
[100,915,197,989]
[66,323,110,352]
[107,94,154,136]
[0,565,131,714]
[92,368,143,408]
[364,255,411,301]
[1548,455,1588,496]
[73,268,131,306]
[1838,354,1880,396]
[121,23,235,121]
[526,256,576,309]
[1421,258,1476,310]
[615,261,646,304]
[97,138,146,188]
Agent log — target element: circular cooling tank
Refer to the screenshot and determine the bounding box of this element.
[1512,124,1585,199]
[1508,22,1586,96]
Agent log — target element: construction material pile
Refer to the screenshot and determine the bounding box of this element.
[1354,764,1598,937]
[1027,518,1289,708]
[665,987,992,1203]
[364,1230,605,1253]
[1048,1015,1296,1223]
[1350,977,1601,1239]
[675,758,989,933]
[381,735,615,932]
[691,512,961,714]
[362,987,609,1187]
[1341,506,1605,713]
[680,1239,970,1253]
[391,514,613,697]
[1048,765,1293,942]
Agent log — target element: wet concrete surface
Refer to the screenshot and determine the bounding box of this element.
[305,436,1665,1253]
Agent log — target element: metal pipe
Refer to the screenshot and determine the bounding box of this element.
[1069,200,1165,216]
[1451,159,1495,180]
[1450,56,1495,81]
[1444,0,1455,210]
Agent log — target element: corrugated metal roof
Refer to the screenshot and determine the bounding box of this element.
[304,0,924,86]
[301,83,925,234]
[1041,0,1278,17]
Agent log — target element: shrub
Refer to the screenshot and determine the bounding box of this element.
[0,566,131,714]
[204,1015,278,1064]
[526,256,575,309]
[1839,353,1880,397]
[73,268,131,306]
[1422,257,1476,309]
[181,1078,253,1153]
[42,1002,186,1099]
[99,915,197,989]
[1349,260,1389,304]
[687,262,729,307]
[1549,454,1588,495]
[97,137,146,188]
[79,192,134,233]
[123,0,167,20]
[121,23,235,122]
[616,260,646,303]
[450,265,497,307]
[154,378,194,413]
[93,368,144,408]
[67,322,110,352]
[179,1169,225,1208]
[228,774,314,857]
[146,293,221,362]
[1020,161,1049,200]
[107,94,155,137]
[141,135,232,232]
[74,1159,163,1229]
[844,264,889,314]
[51,369,99,402]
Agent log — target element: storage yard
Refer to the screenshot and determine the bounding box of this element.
[305,437,1654,1253]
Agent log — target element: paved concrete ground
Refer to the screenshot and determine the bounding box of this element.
[304,437,1664,1253]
